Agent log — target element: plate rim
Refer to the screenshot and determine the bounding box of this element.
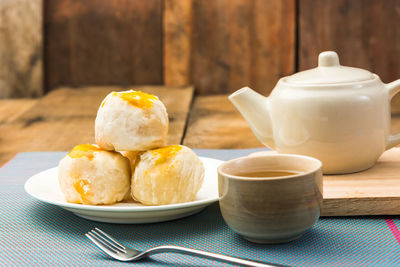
[24,156,223,213]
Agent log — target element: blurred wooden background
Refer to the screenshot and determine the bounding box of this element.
[2,0,400,99]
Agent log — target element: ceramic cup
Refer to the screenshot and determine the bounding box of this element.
[217,154,323,244]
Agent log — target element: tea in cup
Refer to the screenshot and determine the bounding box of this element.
[218,154,323,243]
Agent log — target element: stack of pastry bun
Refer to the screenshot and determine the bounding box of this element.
[58,90,205,205]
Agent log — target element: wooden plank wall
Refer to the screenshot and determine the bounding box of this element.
[2,0,400,98]
[164,0,295,95]
[44,0,163,91]
[0,0,43,98]
[43,0,295,96]
[188,0,295,95]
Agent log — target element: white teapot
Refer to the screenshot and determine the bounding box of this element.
[229,51,400,174]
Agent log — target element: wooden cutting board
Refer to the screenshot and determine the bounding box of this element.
[251,148,400,216]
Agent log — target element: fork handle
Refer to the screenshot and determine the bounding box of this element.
[146,245,286,267]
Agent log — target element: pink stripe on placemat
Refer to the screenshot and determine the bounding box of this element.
[386,219,400,245]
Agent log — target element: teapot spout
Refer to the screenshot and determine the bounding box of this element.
[229,87,275,149]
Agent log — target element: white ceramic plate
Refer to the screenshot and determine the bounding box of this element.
[24,157,223,224]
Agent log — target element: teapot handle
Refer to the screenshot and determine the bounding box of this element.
[386,79,400,149]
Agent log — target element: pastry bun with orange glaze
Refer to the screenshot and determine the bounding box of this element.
[58,144,131,205]
[95,90,168,151]
[132,145,205,205]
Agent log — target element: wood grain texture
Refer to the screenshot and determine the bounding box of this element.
[299,0,400,111]
[322,148,400,216]
[163,0,192,86]
[0,86,193,166]
[0,99,38,125]
[44,0,163,91]
[190,0,295,95]
[183,95,260,148]
[0,0,43,98]
[251,148,400,216]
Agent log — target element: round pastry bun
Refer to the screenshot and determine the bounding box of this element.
[95,90,168,151]
[132,145,205,205]
[58,144,131,205]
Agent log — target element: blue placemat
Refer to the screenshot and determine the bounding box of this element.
[0,149,400,266]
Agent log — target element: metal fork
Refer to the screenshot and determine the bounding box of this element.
[85,228,286,267]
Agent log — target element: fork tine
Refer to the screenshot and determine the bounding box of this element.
[86,232,121,257]
[93,227,126,250]
[90,229,126,253]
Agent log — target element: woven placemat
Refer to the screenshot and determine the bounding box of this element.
[0,149,399,266]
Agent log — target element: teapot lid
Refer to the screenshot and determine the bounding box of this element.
[285,51,374,84]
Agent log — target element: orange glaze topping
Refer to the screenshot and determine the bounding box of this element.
[73,179,90,202]
[113,91,158,109]
[68,144,102,160]
[152,145,182,164]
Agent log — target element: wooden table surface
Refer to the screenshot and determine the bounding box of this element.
[2,85,400,216]
[1,85,400,166]
[0,85,259,166]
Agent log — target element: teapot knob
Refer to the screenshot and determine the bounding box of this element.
[318,51,340,67]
